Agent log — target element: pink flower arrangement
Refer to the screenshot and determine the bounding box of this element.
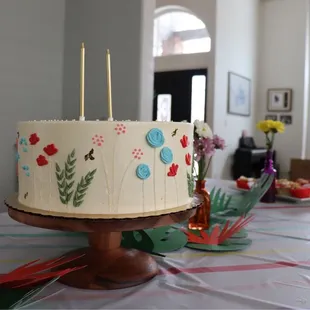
[193,120,225,180]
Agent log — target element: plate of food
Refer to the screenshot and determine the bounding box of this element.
[232,176,256,192]
[276,178,310,202]
[234,176,310,203]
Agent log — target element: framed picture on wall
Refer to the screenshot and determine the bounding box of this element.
[265,114,278,121]
[227,72,251,116]
[280,114,292,125]
[267,88,292,112]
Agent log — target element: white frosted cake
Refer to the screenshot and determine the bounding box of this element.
[15,121,194,218]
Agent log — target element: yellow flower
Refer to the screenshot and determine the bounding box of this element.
[273,121,285,133]
[256,120,272,133]
[256,120,285,134]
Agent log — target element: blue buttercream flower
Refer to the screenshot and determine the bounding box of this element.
[15,153,20,162]
[136,164,151,180]
[22,165,29,171]
[160,147,173,164]
[19,137,27,146]
[146,128,165,148]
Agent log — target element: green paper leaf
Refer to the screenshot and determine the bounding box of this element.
[186,238,252,252]
[10,277,59,309]
[0,288,29,309]
[229,228,248,239]
[209,173,274,217]
[122,230,154,254]
[145,226,188,253]
[0,277,59,310]
[122,226,188,255]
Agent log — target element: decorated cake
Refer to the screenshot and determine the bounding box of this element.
[15,121,194,218]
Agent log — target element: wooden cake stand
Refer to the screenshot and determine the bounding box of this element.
[5,198,195,290]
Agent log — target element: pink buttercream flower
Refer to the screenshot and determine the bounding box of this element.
[213,135,225,150]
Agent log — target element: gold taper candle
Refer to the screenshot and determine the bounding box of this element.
[80,42,85,121]
[106,49,113,120]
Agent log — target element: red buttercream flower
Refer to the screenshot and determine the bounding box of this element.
[180,135,189,148]
[168,163,179,177]
[43,144,58,156]
[36,155,48,166]
[29,133,40,145]
[185,153,191,166]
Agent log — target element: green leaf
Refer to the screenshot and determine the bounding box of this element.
[66,172,75,180]
[66,191,74,202]
[55,163,61,173]
[73,169,97,207]
[187,172,194,198]
[186,238,252,252]
[67,180,74,190]
[57,179,65,189]
[55,170,64,181]
[60,196,67,204]
[145,226,188,253]
[55,149,77,205]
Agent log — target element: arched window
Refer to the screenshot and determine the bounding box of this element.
[153,6,211,57]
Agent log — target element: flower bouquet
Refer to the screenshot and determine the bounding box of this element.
[188,120,225,230]
[256,119,285,203]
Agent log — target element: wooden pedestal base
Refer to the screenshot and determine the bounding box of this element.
[5,200,195,290]
[54,232,158,289]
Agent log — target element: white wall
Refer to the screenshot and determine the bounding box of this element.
[63,0,155,121]
[155,0,217,135]
[0,0,65,211]
[212,0,260,179]
[256,0,308,177]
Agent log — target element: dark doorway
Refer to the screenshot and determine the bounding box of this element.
[153,69,208,122]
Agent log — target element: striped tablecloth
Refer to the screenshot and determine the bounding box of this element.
[1,180,310,309]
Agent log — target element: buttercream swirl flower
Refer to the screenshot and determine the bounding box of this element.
[146,128,165,148]
[160,147,173,164]
[136,164,151,180]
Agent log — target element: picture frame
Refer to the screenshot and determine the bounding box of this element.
[156,94,172,121]
[227,72,251,116]
[265,114,278,121]
[280,114,292,125]
[267,88,292,112]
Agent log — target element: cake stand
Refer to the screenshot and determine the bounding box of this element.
[5,196,195,290]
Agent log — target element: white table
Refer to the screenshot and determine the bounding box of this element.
[1,179,310,309]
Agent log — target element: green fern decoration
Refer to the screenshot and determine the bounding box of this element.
[55,149,76,205]
[187,172,194,197]
[73,169,97,207]
[210,187,232,215]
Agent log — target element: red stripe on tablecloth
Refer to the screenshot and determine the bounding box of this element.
[41,261,310,302]
[160,260,310,275]
[256,205,310,209]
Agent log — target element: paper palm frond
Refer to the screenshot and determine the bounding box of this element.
[210,173,274,217]
[226,173,274,216]
[210,187,232,214]
[0,254,84,288]
[9,277,60,310]
[184,215,254,245]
